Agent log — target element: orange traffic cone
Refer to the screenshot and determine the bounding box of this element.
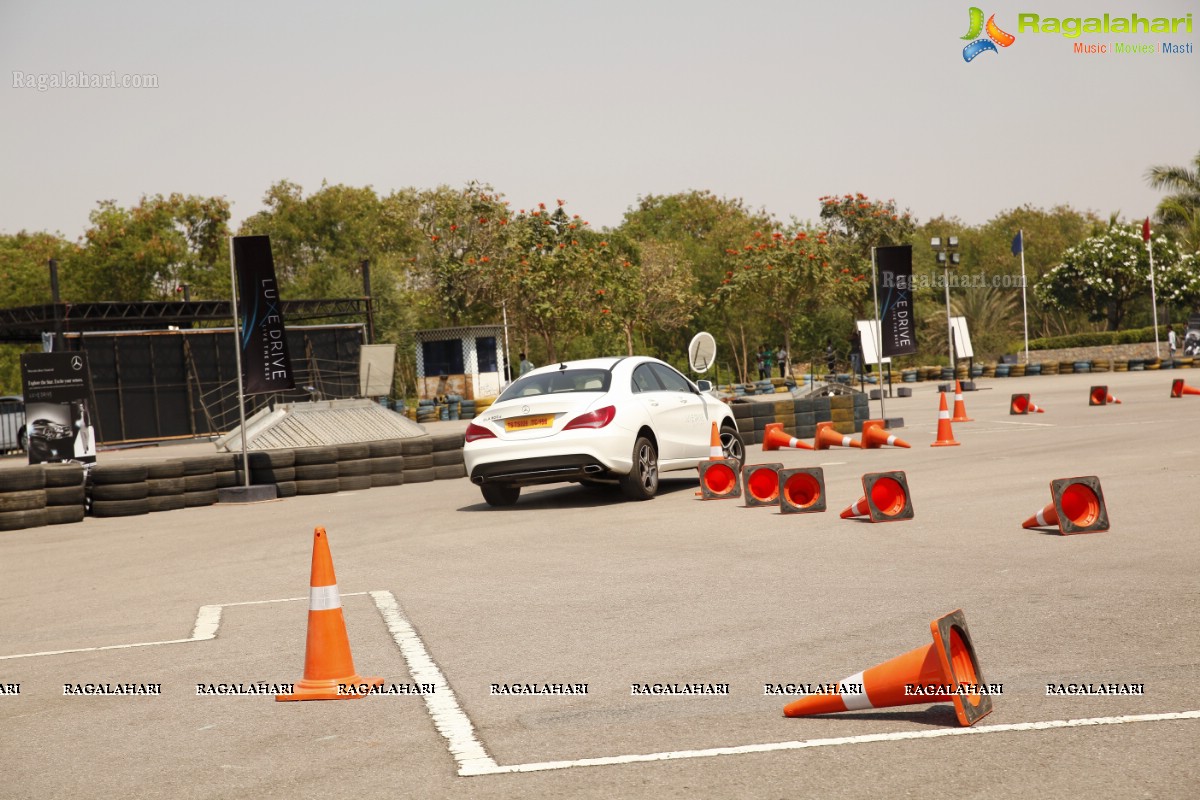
[1171,378,1200,398]
[814,421,861,450]
[839,471,914,522]
[1021,476,1109,535]
[1089,386,1121,406]
[783,610,993,727]
[743,462,783,507]
[763,422,815,451]
[707,421,724,460]
[860,420,911,449]
[951,381,973,422]
[778,467,826,514]
[697,459,741,500]
[930,393,960,447]
[277,527,383,701]
[1009,394,1045,414]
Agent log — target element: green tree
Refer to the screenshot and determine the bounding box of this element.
[819,193,916,318]
[596,236,699,355]
[1147,149,1200,253]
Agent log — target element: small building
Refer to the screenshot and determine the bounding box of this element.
[413,325,508,400]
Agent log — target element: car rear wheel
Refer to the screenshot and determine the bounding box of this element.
[620,436,658,500]
[720,424,745,467]
[481,483,520,507]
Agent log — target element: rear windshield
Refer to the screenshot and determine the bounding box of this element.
[498,368,612,401]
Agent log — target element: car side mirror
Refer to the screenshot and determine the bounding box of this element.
[696,379,713,393]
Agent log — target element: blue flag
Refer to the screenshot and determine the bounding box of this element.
[1011,231,1023,256]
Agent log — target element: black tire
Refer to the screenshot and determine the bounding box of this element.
[183,489,219,507]
[183,473,217,492]
[620,436,659,501]
[337,475,373,492]
[181,456,224,475]
[0,489,47,512]
[368,456,404,474]
[367,439,403,458]
[404,454,434,470]
[214,470,237,489]
[481,483,520,507]
[251,466,296,483]
[432,450,464,467]
[89,463,148,485]
[337,460,372,477]
[145,460,185,479]
[431,432,465,452]
[336,443,370,461]
[294,463,338,481]
[147,477,185,496]
[248,450,295,469]
[275,481,298,498]
[0,507,48,531]
[46,485,86,506]
[0,467,45,492]
[296,478,339,495]
[148,494,186,513]
[43,464,84,487]
[92,498,151,517]
[293,446,338,465]
[400,436,434,456]
[403,467,435,484]
[434,464,466,480]
[45,504,85,525]
[211,453,239,471]
[90,482,149,502]
[720,424,746,468]
[370,472,403,488]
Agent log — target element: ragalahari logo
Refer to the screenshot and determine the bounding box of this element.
[962,7,1016,61]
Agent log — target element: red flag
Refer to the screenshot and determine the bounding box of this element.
[1142,217,1151,243]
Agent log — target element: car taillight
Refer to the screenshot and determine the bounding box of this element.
[563,405,616,431]
[464,422,496,443]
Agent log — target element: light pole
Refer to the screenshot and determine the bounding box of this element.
[931,236,960,372]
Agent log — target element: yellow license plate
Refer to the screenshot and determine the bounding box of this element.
[505,414,555,432]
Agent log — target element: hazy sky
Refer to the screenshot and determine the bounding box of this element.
[2,0,1197,240]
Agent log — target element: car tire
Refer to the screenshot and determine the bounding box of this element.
[620,436,658,501]
[481,483,520,507]
[721,424,746,468]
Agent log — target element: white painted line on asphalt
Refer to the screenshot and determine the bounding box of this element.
[467,710,1200,776]
[369,590,498,777]
[0,592,370,660]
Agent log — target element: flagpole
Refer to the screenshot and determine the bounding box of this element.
[870,247,887,422]
[1019,229,1029,365]
[1147,225,1160,359]
[228,238,250,488]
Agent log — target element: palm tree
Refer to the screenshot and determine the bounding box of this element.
[1147,150,1200,253]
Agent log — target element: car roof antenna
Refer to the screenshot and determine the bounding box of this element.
[559,362,567,370]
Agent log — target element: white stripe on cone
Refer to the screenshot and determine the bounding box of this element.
[1036,508,1049,527]
[840,671,872,710]
[886,435,898,446]
[310,584,342,611]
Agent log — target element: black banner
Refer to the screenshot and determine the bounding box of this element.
[233,235,294,395]
[876,245,917,357]
[19,352,97,464]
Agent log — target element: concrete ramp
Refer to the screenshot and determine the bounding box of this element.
[216,399,427,452]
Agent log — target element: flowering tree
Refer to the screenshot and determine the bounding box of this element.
[1035,224,1187,330]
[818,193,916,317]
[596,238,699,355]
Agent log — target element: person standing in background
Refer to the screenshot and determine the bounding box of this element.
[776,344,788,380]
[1168,325,1177,360]
[519,352,535,376]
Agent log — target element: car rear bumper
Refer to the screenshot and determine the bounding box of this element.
[469,454,614,487]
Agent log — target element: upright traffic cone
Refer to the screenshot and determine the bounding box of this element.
[783,609,993,727]
[707,421,724,460]
[1170,378,1200,398]
[778,467,826,514]
[763,422,815,452]
[743,462,784,507]
[951,381,973,422]
[1010,394,1045,414]
[277,527,383,701]
[697,459,741,500]
[930,393,960,447]
[1021,476,1109,535]
[1089,386,1121,406]
[839,471,914,522]
[861,420,911,449]
[814,420,861,450]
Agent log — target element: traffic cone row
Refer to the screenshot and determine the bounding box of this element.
[1171,378,1200,398]
[931,392,960,446]
[951,381,973,422]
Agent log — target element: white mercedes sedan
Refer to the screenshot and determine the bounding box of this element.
[464,356,744,506]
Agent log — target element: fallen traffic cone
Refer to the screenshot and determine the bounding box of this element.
[861,419,911,449]
[1089,385,1121,406]
[930,393,960,447]
[814,420,861,450]
[782,609,993,727]
[1170,378,1200,398]
[277,527,383,701]
[1021,476,1109,535]
[778,467,826,514]
[743,462,783,507]
[839,471,914,522]
[707,421,724,459]
[1010,393,1045,415]
[697,459,741,500]
[951,380,973,422]
[763,422,815,452]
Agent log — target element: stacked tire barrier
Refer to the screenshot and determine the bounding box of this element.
[336,443,373,492]
[45,464,86,525]
[182,455,221,508]
[431,432,467,480]
[293,445,340,496]
[0,465,47,531]
[146,460,185,513]
[732,393,869,446]
[245,449,297,498]
[89,463,150,518]
[401,436,435,483]
[416,399,438,424]
[368,439,404,487]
